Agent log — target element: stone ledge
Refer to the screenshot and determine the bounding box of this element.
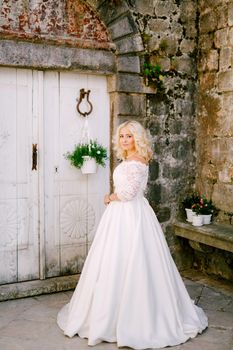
[0,274,80,302]
[174,221,233,253]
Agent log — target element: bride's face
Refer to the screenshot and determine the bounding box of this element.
[119,126,136,152]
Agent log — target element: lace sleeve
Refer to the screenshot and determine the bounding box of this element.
[116,162,147,202]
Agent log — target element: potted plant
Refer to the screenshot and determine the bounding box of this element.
[65,140,108,174]
[191,202,204,226]
[198,196,216,224]
[182,193,200,223]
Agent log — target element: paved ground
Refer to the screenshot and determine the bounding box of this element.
[0,278,232,350]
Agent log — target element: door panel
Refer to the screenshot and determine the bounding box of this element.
[43,71,109,277]
[0,68,39,284]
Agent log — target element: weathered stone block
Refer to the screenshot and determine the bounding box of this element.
[149,160,159,181]
[212,183,233,211]
[211,137,233,164]
[219,47,232,71]
[97,1,129,25]
[148,18,169,33]
[180,39,195,54]
[228,1,233,27]
[199,72,217,91]
[148,183,162,205]
[115,34,144,54]
[218,166,233,183]
[116,93,145,116]
[180,0,197,23]
[199,33,214,50]
[150,56,170,71]
[228,27,233,46]
[0,39,116,73]
[108,15,136,40]
[154,0,178,17]
[115,73,143,93]
[184,20,197,39]
[200,11,218,34]
[173,56,195,75]
[163,164,184,179]
[200,50,218,72]
[214,28,228,48]
[217,4,228,29]
[157,207,171,223]
[134,0,155,15]
[117,55,140,73]
[218,69,233,92]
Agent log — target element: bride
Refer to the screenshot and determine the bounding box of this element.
[57,120,208,349]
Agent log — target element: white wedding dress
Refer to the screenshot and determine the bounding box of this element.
[57,160,208,349]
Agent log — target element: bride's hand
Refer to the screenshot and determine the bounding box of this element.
[104,194,111,205]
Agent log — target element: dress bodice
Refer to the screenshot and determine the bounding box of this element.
[113,160,149,201]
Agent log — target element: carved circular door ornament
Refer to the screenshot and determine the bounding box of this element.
[61,198,95,240]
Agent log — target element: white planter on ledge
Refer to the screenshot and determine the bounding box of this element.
[81,156,97,174]
[201,214,212,225]
[192,214,203,227]
[185,208,194,223]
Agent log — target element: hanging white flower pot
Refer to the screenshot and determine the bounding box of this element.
[192,214,203,227]
[201,214,212,225]
[81,156,97,174]
[185,208,194,223]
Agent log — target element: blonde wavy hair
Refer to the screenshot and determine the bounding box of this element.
[113,120,153,162]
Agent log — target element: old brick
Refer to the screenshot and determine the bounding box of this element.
[180,0,197,23]
[219,47,232,71]
[150,56,170,71]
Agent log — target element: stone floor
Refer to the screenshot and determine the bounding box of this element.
[0,278,232,350]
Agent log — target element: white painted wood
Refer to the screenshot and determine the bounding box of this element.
[43,71,110,277]
[0,68,39,284]
[0,68,110,284]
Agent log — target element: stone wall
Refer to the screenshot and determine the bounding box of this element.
[197,0,233,225]
[124,0,199,265]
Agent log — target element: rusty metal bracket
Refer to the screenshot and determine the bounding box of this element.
[32,143,37,170]
[76,89,93,117]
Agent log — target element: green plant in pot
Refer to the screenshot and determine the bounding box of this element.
[182,193,200,223]
[65,140,108,174]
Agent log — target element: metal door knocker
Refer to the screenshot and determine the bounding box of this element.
[76,89,93,117]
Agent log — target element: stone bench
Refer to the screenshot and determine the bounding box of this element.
[174,221,233,253]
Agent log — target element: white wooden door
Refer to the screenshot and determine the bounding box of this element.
[0,68,39,284]
[43,71,109,278]
[0,68,109,284]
